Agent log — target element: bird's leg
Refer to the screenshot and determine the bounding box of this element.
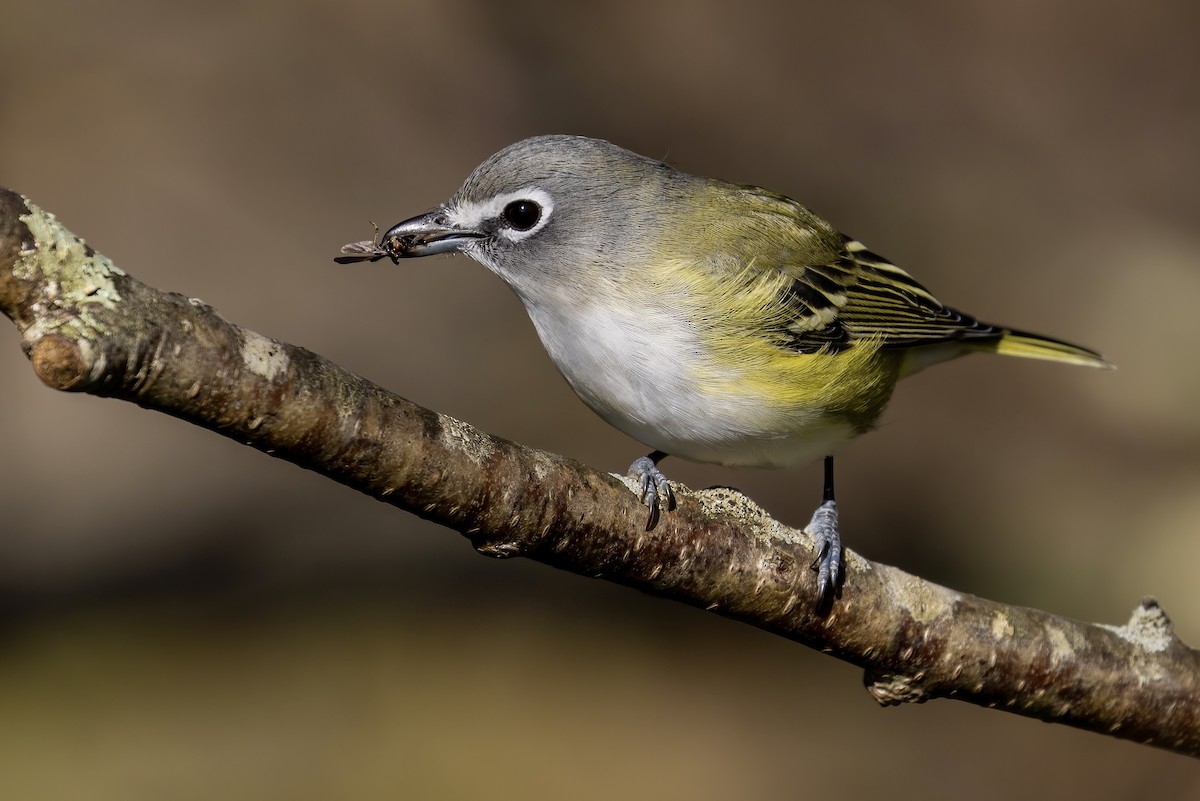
[804,455,843,605]
[628,450,675,530]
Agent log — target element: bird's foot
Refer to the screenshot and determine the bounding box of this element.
[628,455,675,530]
[804,499,842,606]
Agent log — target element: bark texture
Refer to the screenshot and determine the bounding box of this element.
[2,189,1196,757]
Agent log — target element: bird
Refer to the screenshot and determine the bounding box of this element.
[339,134,1108,606]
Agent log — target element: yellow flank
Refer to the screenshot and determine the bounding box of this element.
[643,256,902,433]
[624,172,1107,438]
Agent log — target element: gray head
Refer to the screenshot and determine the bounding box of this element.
[380,136,694,295]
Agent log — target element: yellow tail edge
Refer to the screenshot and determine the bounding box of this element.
[990,329,1113,369]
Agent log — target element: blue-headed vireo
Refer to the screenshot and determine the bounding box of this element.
[339,135,1108,605]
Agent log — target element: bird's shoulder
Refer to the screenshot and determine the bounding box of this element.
[714,186,1001,353]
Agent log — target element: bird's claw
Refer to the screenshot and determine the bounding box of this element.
[804,499,842,606]
[629,456,675,530]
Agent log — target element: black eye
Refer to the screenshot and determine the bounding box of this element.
[502,200,542,231]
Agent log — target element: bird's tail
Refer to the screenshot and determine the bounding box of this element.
[989,328,1111,369]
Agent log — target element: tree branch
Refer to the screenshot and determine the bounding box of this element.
[2,189,1196,757]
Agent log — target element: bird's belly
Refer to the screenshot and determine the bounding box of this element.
[600,402,857,469]
[527,303,864,469]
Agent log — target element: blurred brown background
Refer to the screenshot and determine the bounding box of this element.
[2,0,1198,797]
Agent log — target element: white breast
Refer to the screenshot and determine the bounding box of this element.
[523,300,855,469]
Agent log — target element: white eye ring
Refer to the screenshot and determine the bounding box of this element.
[493,187,554,242]
[443,187,555,248]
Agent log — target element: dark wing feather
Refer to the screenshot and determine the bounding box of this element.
[718,187,1002,354]
[778,235,1003,354]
